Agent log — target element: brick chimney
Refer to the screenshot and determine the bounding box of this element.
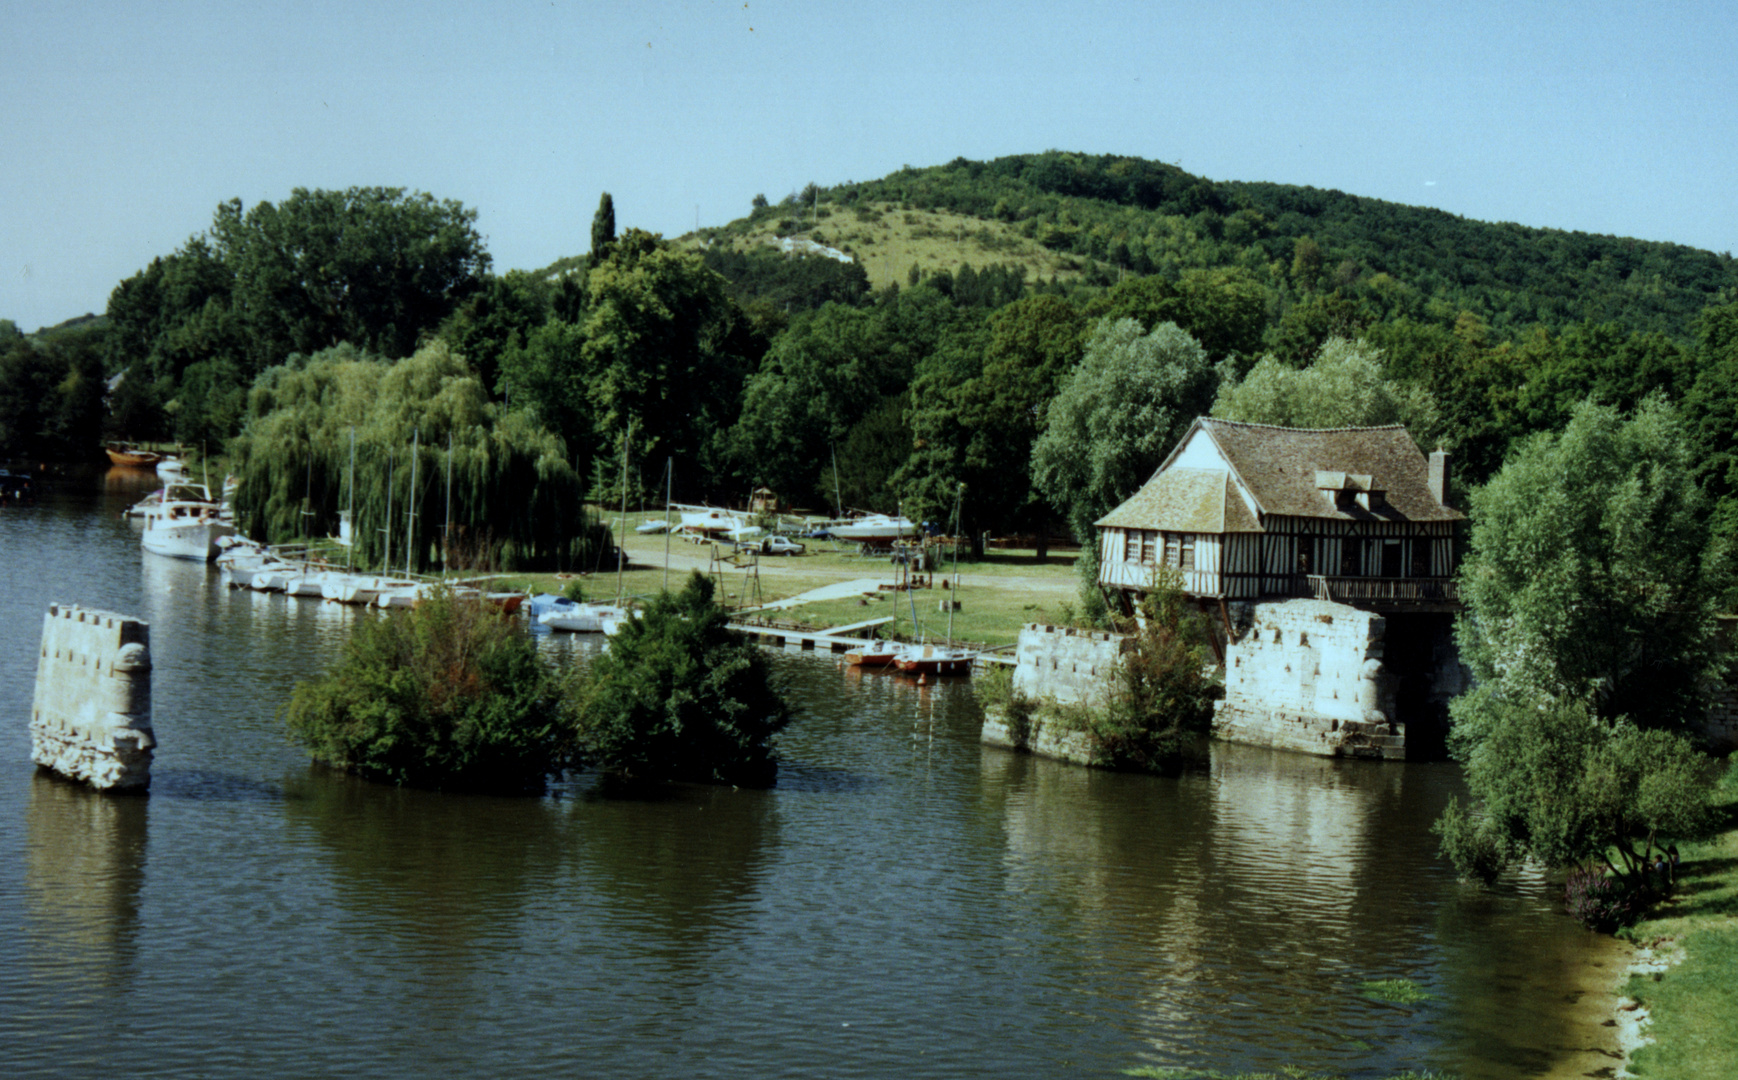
[1428,449,1451,508]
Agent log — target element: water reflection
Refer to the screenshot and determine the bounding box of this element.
[281,771,563,961]
[24,772,148,993]
[566,780,777,963]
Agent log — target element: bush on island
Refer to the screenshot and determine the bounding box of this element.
[567,572,789,788]
[285,586,568,793]
[1093,566,1221,774]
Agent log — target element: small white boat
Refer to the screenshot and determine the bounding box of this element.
[539,601,626,633]
[319,572,385,606]
[894,642,974,677]
[140,484,235,561]
[375,581,433,608]
[828,513,920,545]
[844,639,906,668]
[635,519,671,534]
[156,456,190,480]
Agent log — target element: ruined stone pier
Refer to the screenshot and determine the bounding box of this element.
[30,604,154,791]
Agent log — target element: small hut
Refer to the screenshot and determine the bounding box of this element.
[750,486,779,514]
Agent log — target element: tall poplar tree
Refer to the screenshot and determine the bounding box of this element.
[591,192,616,258]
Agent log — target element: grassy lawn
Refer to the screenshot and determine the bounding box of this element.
[1619,761,1738,1078]
[496,510,1085,649]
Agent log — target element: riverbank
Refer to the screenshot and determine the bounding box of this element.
[1609,761,1738,1077]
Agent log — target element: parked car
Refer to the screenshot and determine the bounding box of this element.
[738,535,806,556]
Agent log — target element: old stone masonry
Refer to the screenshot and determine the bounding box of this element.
[30,604,155,791]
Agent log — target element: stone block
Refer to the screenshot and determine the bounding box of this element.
[29,604,154,791]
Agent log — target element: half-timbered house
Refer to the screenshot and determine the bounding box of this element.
[1096,418,1462,613]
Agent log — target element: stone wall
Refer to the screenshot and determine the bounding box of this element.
[1010,623,1131,706]
[1213,599,1405,760]
[30,604,154,791]
[985,623,1133,765]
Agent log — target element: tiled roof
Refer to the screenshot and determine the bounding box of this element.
[1196,418,1461,522]
[1095,468,1261,532]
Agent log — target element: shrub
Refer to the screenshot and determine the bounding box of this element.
[1565,868,1648,932]
[1433,797,1511,885]
[567,573,790,787]
[284,587,567,793]
[1090,567,1220,773]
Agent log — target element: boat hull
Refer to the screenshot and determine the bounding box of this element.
[894,645,973,676]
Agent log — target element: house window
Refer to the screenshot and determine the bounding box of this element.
[1125,529,1159,565]
[1162,532,1195,571]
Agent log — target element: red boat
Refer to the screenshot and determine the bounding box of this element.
[894,643,973,677]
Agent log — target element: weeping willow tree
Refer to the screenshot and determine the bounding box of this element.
[229,341,606,571]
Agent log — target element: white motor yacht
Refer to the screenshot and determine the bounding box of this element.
[140,485,235,561]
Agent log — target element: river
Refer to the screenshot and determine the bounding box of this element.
[0,466,1624,1079]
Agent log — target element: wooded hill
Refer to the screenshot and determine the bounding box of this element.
[683,151,1736,345]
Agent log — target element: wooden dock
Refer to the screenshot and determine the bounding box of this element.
[725,615,1014,667]
[726,616,892,652]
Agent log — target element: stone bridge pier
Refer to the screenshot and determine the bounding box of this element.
[30,604,154,791]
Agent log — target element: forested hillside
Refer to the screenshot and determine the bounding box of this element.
[4,155,1736,579]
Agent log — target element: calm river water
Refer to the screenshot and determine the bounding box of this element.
[0,467,1621,1079]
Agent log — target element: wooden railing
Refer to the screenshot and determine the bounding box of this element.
[1303,575,1459,604]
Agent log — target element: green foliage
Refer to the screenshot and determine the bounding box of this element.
[1358,979,1433,1004]
[1432,797,1511,885]
[701,244,870,311]
[1452,395,1728,729]
[591,192,616,257]
[1089,568,1219,773]
[284,587,566,792]
[1211,337,1444,448]
[229,341,598,571]
[1032,318,1216,541]
[567,573,790,787]
[1444,697,1714,894]
[578,229,765,491]
[212,187,489,370]
[0,324,107,459]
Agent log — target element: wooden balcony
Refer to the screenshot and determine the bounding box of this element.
[1301,574,1460,609]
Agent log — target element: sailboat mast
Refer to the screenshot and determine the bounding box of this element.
[444,432,454,572]
[405,429,419,578]
[346,430,357,561]
[616,423,630,602]
[831,443,843,519]
[663,456,672,593]
[948,484,962,644]
[383,448,394,573]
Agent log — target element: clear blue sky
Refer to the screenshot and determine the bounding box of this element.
[4,0,1733,333]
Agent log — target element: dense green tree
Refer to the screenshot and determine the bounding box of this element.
[568,573,789,787]
[897,295,1085,545]
[579,229,764,494]
[1211,337,1444,447]
[1451,395,1728,737]
[1081,267,1267,363]
[0,324,108,459]
[1031,318,1216,543]
[1437,394,1728,910]
[440,270,552,396]
[212,186,489,371]
[726,286,967,508]
[591,192,616,257]
[1437,699,1714,903]
[285,586,567,793]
